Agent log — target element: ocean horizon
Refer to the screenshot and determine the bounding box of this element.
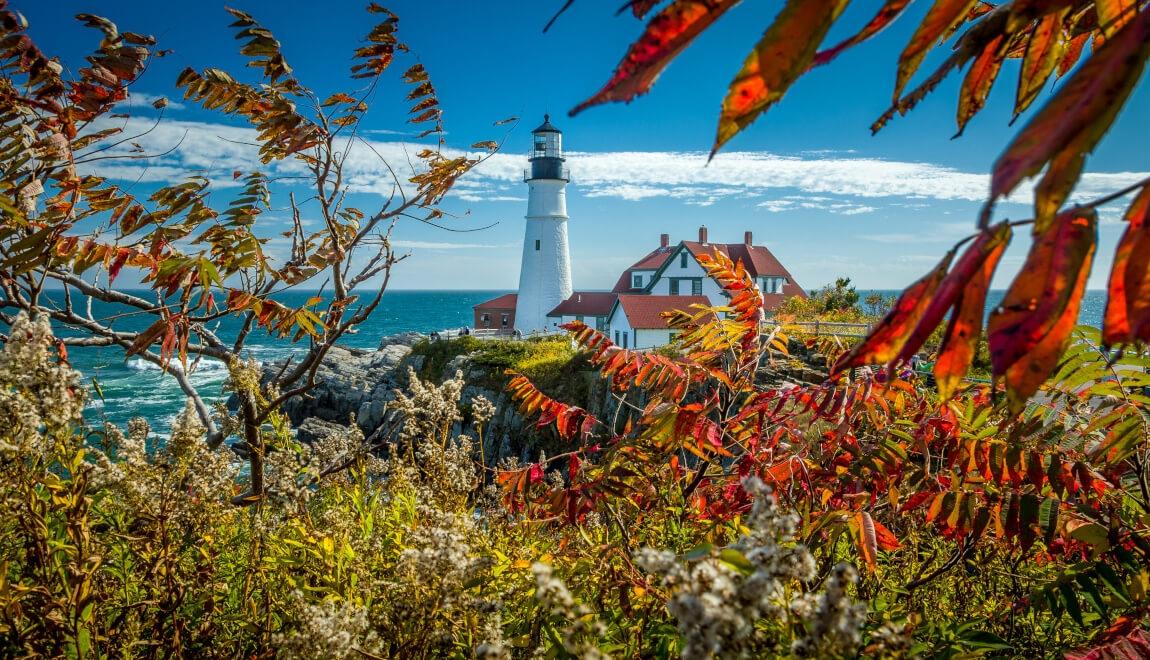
[25,287,1110,434]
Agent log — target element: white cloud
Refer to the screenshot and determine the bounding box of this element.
[79,116,1149,222]
[757,195,877,215]
[116,92,185,110]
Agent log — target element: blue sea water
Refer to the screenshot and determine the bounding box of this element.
[37,290,511,434]
[20,288,1107,433]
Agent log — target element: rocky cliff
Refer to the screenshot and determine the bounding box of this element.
[269,333,828,463]
[269,334,616,465]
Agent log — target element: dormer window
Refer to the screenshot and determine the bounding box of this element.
[760,276,787,294]
[632,273,643,288]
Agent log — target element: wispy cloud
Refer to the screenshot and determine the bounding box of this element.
[116,92,185,111]
[81,117,1149,219]
[757,195,877,215]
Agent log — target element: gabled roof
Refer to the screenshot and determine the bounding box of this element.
[474,293,517,310]
[644,241,807,300]
[612,294,710,329]
[547,292,617,317]
[612,246,677,292]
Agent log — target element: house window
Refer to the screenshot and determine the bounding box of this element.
[596,317,607,331]
[691,279,703,296]
[680,252,688,268]
[669,279,679,295]
[481,313,490,327]
[615,330,620,345]
[623,332,629,349]
[760,276,786,294]
[535,239,540,251]
[501,313,509,327]
[632,273,643,288]
[575,315,584,323]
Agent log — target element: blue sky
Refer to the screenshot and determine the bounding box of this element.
[22,1,1150,290]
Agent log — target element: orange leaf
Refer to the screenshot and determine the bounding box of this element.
[1103,185,1150,346]
[813,0,912,67]
[832,250,954,376]
[125,318,168,357]
[983,9,1150,225]
[954,32,1007,136]
[931,222,1012,400]
[988,208,1097,412]
[1096,0,1138,39]
[893,0,979,101]
[1013,8,1071,118]
[711,0,849,155]
[854,511,879,570]
[570,0,739,116]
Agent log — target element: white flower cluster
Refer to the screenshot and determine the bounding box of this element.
[0,312,84,456]
[391,367,464,445]
[474,600,510,660]
[636,478,864,659]
[397,505,483,602]
[471,394,496,428]
[273,596,382,659]
[532,562,609,659]
[91,403,239,525]
[265,423,376,505]
[790,563,866,658]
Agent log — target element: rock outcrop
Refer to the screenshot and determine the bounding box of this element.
[267,333,612,465]
[268,332,827,463]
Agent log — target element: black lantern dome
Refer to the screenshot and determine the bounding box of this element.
[526,114,568,182]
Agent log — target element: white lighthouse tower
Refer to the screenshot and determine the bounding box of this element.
[514,115,573,332]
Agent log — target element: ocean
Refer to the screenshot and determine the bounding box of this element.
[39,290,511,435]
[18,288,1109,433]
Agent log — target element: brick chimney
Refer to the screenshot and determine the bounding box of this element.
[660,233,669,248]
[744,230,753,245]
[698,225,708,244]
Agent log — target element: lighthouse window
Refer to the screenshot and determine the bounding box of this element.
[535,239,540,251]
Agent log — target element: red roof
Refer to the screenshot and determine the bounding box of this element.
[682,241,807,299]
[614,295,710,329]
[547,292,617,317]
[474,293,517,310]
[612,246,676,292]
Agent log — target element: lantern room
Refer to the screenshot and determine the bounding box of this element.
[526,114,568,181]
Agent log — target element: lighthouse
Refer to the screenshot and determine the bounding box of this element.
[514,115,573,332]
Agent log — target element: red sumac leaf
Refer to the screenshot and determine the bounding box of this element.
[814,0,912,67]
[955,32,1006,136]
[983,8,1150,225]
[894,0,979,101]
[571,0,739,116]
[1013,8,1070,118]
[929,222,1012,400]
[1103,185,1150,346]
[711,0,849,156]
[988,208,1097,413]
[832,250,954,376]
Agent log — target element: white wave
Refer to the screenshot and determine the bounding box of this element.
[125,357,227,374]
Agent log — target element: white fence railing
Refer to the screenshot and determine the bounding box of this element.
[776,321,873,339]
[438,328,565,341]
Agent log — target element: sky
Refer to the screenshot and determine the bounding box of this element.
[20,0,1150,291]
